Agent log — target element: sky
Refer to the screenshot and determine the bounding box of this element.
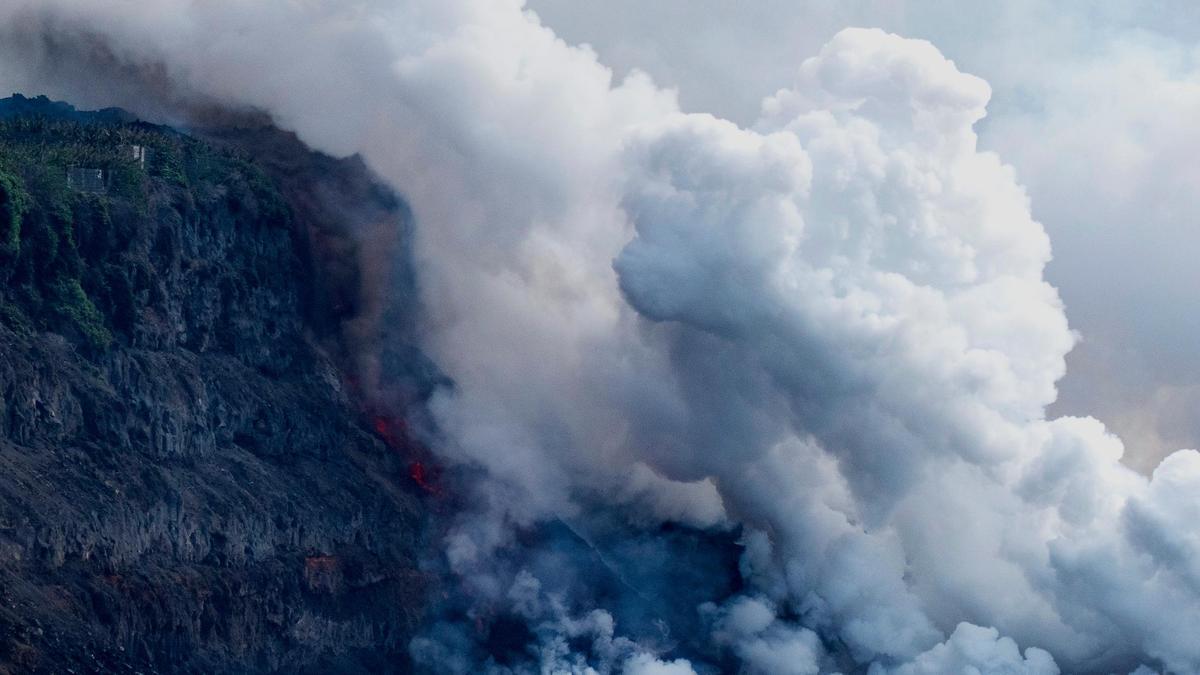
[527,0,1200,472]
[2,2,1200,673]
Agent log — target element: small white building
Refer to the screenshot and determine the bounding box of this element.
[129,144,149,168]
[67,168,105,193]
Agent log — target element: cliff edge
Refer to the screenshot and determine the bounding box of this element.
[0,95,432,674]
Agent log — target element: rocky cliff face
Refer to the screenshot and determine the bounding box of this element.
[0,96,433,674]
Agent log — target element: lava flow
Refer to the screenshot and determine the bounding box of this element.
[369,411,441,495]
[409,461,436,493]
[372,413,408,450]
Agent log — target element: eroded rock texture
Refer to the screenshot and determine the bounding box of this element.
[0,96,432,674]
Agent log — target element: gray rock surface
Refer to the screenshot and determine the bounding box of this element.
[0,97,432,674]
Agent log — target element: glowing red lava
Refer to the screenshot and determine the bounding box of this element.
[409,461,438,494]
[372,414,408,450]
[368,410,441,494]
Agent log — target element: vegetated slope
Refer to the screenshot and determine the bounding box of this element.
[0,95,434,674]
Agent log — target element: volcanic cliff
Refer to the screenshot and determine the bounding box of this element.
[0,95,436,674]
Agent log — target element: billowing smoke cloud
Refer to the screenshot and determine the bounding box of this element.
[527,0,1200,473]
[3,2,1199,673]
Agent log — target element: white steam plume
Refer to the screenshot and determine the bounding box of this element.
[2,2,1198,673]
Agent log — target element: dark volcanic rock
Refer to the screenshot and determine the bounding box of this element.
[0,96,432,673]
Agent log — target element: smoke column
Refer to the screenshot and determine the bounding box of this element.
[2,2,1198,673]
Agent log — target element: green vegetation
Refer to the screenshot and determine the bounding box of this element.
[0,112,293,355]
[0,301,33,338]
[0,165,29,259]
[49,278,112,350]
